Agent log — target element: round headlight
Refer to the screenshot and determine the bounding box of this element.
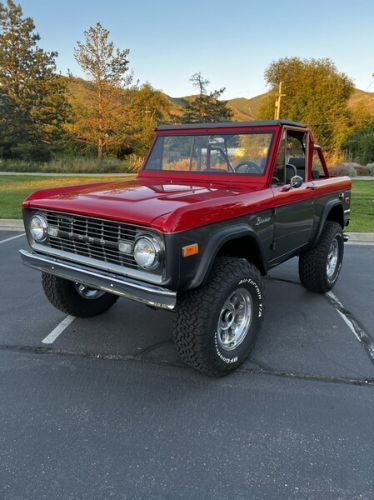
[30,214,48,242]
[133,236,162,270]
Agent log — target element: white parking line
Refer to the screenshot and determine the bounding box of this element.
[335,310,362,342]
[0,233,25,244]
[326,291,344,308]
[42,315,75,344]
[327,291,361,342]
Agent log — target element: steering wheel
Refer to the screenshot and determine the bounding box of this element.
[235,161,261,174]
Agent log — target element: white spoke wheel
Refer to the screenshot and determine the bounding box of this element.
[174,257,264,376]
[217,288,253,351]
[326,239,339,279]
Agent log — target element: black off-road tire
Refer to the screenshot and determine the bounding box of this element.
[42,273,118,317]
[174,257,264,377]
[299,221,344,293]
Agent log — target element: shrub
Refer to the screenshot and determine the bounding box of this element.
[127,154,144,173]
[365,163,374,176]
[328,163,358,177]
[10,143,52,162]
[351,164,368,175]
[0,155,132,173]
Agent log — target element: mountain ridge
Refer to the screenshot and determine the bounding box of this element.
[65,76,374,122]
[166,89,374,120]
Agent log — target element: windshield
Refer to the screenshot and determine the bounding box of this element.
[144,132,273,175]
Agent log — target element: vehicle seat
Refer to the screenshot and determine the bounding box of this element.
[288,157,305,180]
[259,157,267,172]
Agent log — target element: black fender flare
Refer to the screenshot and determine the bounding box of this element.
[312,200,344,248]
[188,224,266,289]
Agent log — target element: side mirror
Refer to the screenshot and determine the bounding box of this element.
[290,175,303,189]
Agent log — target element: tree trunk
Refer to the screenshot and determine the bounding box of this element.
[97,83,104,167]
[98,138,103,167]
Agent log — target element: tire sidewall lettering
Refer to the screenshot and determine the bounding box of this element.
[214,276,263,365]
[214,333,238,364]
[238,277,263,317]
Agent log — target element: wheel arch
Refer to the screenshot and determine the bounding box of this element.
[188,224,266,289]
[312,201,344,248]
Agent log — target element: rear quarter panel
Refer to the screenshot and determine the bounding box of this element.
[312,176,352,238]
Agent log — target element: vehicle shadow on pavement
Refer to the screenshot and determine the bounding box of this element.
[2,236,373,382]
[63,277,374,382]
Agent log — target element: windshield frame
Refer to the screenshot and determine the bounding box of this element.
[142,129,276,178]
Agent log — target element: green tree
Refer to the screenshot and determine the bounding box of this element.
[259,58,354,160]
[342,119,374,164]
[181,72,233,123]
[0,0,69,160]
[126,83,172,156]
[72,22,132,162]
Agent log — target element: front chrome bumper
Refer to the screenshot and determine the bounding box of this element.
[19,249,176,310]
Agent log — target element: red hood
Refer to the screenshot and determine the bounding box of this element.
[23,178,272,232]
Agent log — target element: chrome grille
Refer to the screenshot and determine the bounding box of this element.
[42,211,142,269]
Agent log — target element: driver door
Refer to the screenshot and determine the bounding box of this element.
[269,129,316,263]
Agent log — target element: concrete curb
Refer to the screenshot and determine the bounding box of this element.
[345,232,374,244]
[0,219,24,231]
[1,219,374,244]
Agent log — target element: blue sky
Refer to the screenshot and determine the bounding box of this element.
[20,0,374,99]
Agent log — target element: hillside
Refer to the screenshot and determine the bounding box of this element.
[64,77,374,122]
[226,89,374,120]
[227,93,270,120]
[166,93,270,120]
[348,88,374,114]
[166,88,374,121]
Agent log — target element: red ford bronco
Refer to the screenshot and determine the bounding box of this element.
[20,120,351,376]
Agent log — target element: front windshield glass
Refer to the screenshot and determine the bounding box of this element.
[144,132,273,175]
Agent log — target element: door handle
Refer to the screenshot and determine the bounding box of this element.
[306,185,316,190]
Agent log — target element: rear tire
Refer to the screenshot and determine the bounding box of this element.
[42,273,118,317]
[174,257,264,376]
[299,221,344,293]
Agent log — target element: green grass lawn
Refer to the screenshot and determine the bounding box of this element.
[0,176,373,232]
[349,180,374,232]
[0,175,135,219]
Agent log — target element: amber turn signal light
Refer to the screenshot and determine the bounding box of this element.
[182,243,199,258]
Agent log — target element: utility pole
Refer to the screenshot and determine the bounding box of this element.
[274,81,285,120]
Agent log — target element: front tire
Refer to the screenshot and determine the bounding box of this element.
[42,273,118,317]
[174,257,264,376]
[299,221,344,293]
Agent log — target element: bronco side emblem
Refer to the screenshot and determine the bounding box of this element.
[255,216,271,226]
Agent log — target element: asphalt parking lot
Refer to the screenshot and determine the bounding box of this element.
[1,230,373,499]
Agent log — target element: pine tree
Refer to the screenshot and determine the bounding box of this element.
[0,0,69,160]
[73,22,132,162]
[181,73,233,123]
